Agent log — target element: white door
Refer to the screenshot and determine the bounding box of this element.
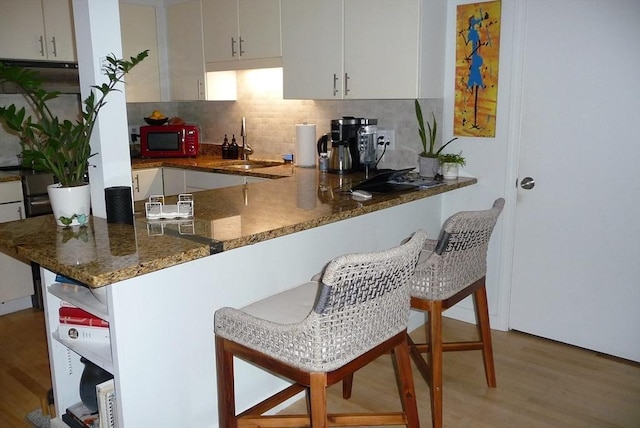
[509,0,640,362]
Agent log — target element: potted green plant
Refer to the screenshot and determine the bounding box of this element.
[415,99,458,177]
[0,50,147,226]
[438,151,466,179]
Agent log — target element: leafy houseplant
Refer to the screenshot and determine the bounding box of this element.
[438,151,466,180]
[415,99,459,177]
[0,50,148,188]
[415,99,458,158]
[438,152,466,166]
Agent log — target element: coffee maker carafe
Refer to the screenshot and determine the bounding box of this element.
[330,117,378,173]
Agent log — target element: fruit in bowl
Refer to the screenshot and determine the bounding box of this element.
[144,110,168,125]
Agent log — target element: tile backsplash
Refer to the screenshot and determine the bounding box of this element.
[126,69,443,170]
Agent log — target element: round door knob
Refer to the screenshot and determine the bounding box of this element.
[520,177,535,190]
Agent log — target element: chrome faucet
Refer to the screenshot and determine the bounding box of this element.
[241,117,253,161]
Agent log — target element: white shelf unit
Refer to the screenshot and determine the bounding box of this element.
[42,270,113,425]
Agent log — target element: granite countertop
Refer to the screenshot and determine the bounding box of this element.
[0,157,476,288]
[0,170,22,183]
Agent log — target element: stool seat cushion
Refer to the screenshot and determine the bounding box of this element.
[240,281,320,325]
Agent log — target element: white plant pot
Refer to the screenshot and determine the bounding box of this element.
[418,156,440,178]
[441,163,460,180]
[48,183,91,227]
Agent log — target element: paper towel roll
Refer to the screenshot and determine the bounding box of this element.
[295,124,316,168]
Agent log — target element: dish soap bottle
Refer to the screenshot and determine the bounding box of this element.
[222,134,230,159]
[230,134,239,159]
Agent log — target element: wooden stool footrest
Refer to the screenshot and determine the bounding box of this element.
[239,412,408,427]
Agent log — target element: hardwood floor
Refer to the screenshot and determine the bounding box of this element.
[1,308,638,427]
[0,308,52,428]
[282,318,640,427]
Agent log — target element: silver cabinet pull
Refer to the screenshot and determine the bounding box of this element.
[134,174,140,192]
[51,36,57,57]
[231,37,237,57]
[39,36,45,57]
[239,37,245,56]
[344,73,350,96]
[520,177,535,190]
[333,73,339,96]
[18,205,24,220]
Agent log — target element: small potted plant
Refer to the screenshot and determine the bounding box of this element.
[438,151,466,179]
[0,51,147,226]
[415,99,458,177]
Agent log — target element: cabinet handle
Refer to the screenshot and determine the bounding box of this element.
[18,206,24,220]
[344,73,350,96]
[231,37,237,57]
[134,174,140,192]
[239,37,245,56]
[51,36,57,57]
[39,36,45,57]
[333,73,339,96]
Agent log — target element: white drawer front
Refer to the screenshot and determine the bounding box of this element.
[0,181,23,204]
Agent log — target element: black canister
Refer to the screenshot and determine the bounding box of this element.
[230,134,239,159]
[105,186,134,225]
[222,134,230,159]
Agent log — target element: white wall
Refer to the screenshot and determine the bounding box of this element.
[441,0,518,330]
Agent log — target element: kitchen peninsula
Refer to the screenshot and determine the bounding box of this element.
[0,160,475,428]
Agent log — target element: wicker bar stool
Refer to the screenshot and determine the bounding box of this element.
[409,198,505,428]
[214,229,427,427]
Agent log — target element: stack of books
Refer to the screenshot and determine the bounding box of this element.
[62,401,99,428]
[58,303,110,343]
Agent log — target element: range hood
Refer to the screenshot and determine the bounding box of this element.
[0,59,80,94]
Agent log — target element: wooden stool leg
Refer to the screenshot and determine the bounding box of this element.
[309,372,328,428]
[394,336,420,428]
[473,282,497,387]
[429,304,443,428]
[215,336,237,428]
[342,373,354,399]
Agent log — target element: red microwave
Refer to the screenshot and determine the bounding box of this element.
[140,124,199,158]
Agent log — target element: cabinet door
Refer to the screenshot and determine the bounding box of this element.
[132,168,163,201]
[167,1,206,100]
[162,168,186,196]
[203,0,281,65]
[0,0,75,61]
[41,0,77,61]
[0,0,47,60]
[202,0,239,63]
[282,0,342,99]
[237,0,281,61]
[120,3,161,102]
[185,171,245,192]
[343,0,420,99]
[0,193,33,304]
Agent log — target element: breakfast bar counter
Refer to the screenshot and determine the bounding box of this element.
[0,160,475,287]
[0,161,475,428]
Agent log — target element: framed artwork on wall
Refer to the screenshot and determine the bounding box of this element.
[454,0,502,137]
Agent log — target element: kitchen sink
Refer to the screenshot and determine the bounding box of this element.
[224,161,280,170]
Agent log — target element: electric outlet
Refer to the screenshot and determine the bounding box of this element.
[377,129,396,151]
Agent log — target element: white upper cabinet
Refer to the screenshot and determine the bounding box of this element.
[119,3,162,102]
[281,0,342,99]
[202,0,281,70]
[166,0,206,100]
[282,0,438,100]
[0,0,76,61]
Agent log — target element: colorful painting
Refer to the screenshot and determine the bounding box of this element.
[454,0,501,137]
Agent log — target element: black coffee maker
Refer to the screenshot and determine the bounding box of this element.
[330,117,378,173]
